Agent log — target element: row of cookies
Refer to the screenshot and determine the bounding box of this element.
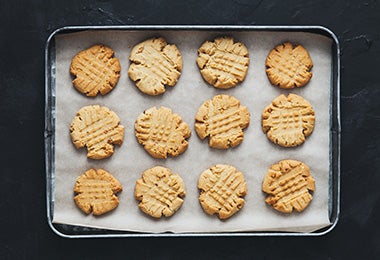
[69,37,313,97]
[69,93,315,159]
[74,160,315,219]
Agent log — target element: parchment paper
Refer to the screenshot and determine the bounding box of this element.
[52,30,332,233]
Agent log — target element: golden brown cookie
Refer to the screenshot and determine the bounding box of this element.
[70,45,121,96]
[262,94,315,147]
[195,94,250,149]
[70,105,124,159]
[74,168,123,215]
[135,166,186,218]
[196,36,249,89]
[265,42,313,89]
[198,164,247,219]
[135,106,191,159]
[128,37,182,95]
[262,160,315,213]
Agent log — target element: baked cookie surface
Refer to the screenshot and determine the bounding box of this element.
[70,45,121,96]
[262,160,315,213]
[135,106,191,158]
[70,105,124,159]
[198,164,247,219]
[266,42,313,89]
[197,36,249,89]
[262,94,315,147]
[128,37,182,95]
[74,168,123,215]
[135,166,186,218]
[195,94,250,149]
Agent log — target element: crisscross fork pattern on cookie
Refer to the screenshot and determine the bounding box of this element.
[195,95,250,149]
[135,166,186,218]
[266,42,313,89]
[128,37,182,95]
[70,45,120,96]
[197,37,249,88]
[74,169,122,215]
[70,105,124,159]
[262,160,315,213]
[262,94,315,147]
[198,164,247,219]
[135,106,191,158]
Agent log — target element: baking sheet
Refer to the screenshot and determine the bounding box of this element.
[51,29,333,233]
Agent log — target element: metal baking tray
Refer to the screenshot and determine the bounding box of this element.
[45,25,340,238]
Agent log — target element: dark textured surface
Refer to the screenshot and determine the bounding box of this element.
[1,0,379,259]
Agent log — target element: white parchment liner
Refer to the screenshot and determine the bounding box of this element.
[52,30,332,233]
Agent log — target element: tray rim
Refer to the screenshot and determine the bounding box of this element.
[44,25,341,238]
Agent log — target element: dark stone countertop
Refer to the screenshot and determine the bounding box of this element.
[0,0,379,259]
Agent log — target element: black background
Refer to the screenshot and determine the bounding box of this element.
[1,0,379,259]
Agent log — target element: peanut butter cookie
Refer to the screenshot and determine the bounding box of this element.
[70,105,124,159]
[198,164,247,219]
[135,166,186,218]
[70,45,121,96]
[197,37,249,89]
[74,168,123,215]
[135,106,191,158]
[195,94,250,149]
[128,37,182,95]
[262,160,315,213]
[266,42,313,89]
[262,94,315,147]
